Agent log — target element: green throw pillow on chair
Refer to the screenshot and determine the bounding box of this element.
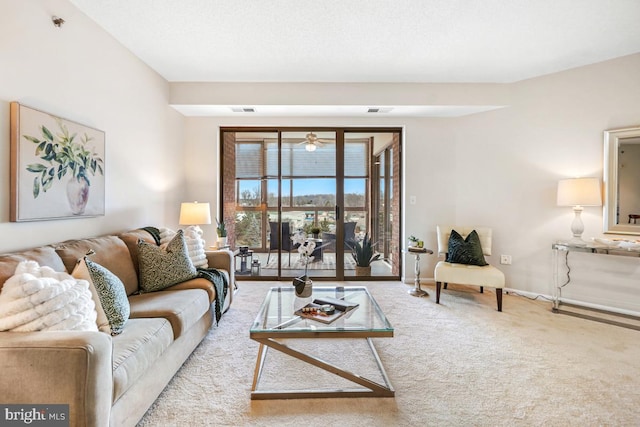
[446,229,489,266]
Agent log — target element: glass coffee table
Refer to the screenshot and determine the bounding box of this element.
[249,286,394,399]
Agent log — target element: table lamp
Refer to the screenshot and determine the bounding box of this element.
[179,201,211,244]
[557,178,602,245]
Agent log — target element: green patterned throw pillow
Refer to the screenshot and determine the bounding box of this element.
[83,258,130,335]
[446,229,489,266]
[138,229,197,293]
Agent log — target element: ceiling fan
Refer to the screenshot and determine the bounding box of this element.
[296,132,332,152]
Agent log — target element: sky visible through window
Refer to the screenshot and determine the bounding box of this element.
[267,179,364,197]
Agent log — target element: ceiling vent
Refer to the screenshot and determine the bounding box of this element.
[231,107,256,113]
[367,107,393,113]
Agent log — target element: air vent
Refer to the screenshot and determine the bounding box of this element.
[367,107,393,113]
[231,107,256,113]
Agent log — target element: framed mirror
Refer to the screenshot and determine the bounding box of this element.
[604,126,640,234]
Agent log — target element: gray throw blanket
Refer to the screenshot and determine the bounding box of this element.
[140,226,227,323]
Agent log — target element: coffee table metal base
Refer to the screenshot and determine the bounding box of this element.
[250,337,395,399]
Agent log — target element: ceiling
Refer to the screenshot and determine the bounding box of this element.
[69,0,640,117]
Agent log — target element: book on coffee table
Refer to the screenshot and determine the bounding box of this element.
[294,297,359,324]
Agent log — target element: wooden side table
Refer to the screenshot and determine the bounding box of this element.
[408,247,434,297]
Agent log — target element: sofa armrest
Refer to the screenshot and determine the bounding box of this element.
[206,249,236,312]
[0,331,113,427]
[206,249,235,289]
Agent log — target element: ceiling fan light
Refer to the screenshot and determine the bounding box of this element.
[305,143,317,152]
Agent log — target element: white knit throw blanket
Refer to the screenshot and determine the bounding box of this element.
[0,261,98,332]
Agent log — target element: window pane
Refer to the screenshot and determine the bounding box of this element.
[344,140,367,177]
[237,180,261,207]
[236,143,262,178]
[292,178,335,207]
[345,178,366,207]
[234,211,263,248]
[280,132,336,177]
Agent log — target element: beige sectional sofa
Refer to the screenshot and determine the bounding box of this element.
[0,228,234,427]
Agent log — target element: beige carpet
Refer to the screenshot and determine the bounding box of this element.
[137,281,640,426]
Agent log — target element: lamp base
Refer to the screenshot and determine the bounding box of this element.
[567,236,588,247]
[569,206,586,246]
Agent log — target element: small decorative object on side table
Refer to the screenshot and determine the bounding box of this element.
[234,248,254,275]
[408,246,433,297]
[293,239,316,297]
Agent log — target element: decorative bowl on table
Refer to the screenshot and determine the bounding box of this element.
[616,240,640,250]
[592,238,621,248]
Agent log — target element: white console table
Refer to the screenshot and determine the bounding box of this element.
[551,241,640,330]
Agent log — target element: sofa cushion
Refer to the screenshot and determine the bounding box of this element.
[0,247,66,291]
[128,289,210,339]
[111,318,173,402]
[137,230,197,293]
[55,236,139,296]
[117,229,157,279]
[168,277,217,304]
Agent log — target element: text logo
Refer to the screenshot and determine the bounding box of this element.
[0,405,69,426]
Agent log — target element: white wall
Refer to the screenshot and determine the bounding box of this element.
[453,53,640,312]
[0,0,186,252]
[181,53,640,313]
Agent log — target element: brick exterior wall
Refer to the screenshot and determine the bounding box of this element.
[221,132,236,248]
[391,133,401,276]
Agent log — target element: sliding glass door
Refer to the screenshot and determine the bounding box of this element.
[220,127,401,281]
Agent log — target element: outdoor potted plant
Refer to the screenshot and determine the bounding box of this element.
[351,233,381,276]
[216,218,228,247]
[310,226,321,238]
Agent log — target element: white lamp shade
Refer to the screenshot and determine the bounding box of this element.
[557,178,602,207]
[179,202,211,225]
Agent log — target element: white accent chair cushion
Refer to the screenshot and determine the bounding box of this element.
[434,225,505,311]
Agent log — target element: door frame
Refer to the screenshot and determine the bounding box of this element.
[219,126,403,281]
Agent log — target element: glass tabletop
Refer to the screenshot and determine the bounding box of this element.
[250,286,393,335]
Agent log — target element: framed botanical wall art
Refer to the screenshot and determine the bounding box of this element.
[10,102,105,222]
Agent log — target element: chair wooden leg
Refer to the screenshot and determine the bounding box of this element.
[436,282,441,304]
[443,283,448,290]
[496,288,503,312]
[480,286,483,293]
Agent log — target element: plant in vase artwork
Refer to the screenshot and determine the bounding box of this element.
[24,119,104,215]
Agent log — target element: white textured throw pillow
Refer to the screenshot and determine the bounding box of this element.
[0,261,98,332]
[160,226,208,269]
